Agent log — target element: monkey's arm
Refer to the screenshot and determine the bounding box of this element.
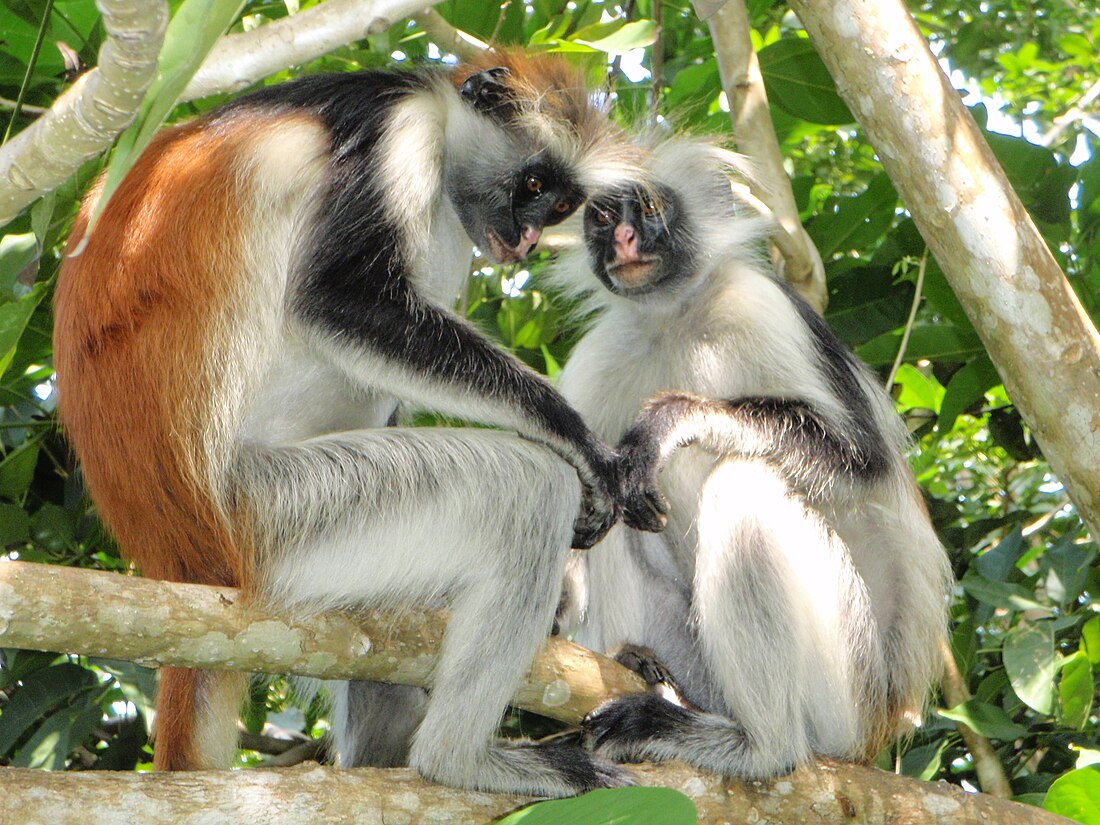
[299,287,618,547]
[616,391,888,532]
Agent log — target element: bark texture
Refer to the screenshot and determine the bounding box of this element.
[787,0,1100,541]
[0,0,168,224]
[0,561,644,723]
[0,761,1073,825]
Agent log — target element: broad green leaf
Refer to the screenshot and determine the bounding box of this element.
[938,699,1028,741]
[856,324,984,368]
[960,572,1050,614]
[0,439,39,501]
[892,363,944,414]
[0,232,38,296]
[824,265,913,347]
[498,787,697,825]
[0,662,99,755]
[571,20,658,53]
[1003,622,1057,715]
[975,527,1024,582]
[1044,766,1100,825]
[937,354,1000,432]
[91,0,246,229]
[12,701,103,769]
[0,279,47,376]
[1082,616,1100,666]
[758,38,853,125]
[809,174,898,260]
[0,500,31,544]
[1044,533,1095,605]
[1057,651,1093,731]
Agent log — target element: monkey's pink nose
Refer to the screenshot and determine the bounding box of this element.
[515,225,541,259]
[614,223,639,262]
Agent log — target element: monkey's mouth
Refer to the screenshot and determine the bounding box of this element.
[485,229,523,264]
[607,257,659,289]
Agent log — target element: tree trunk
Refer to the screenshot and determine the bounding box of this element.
[787,0,1100,542]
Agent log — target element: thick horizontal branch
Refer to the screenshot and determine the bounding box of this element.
[0,561,644,723]
[0,761,1068,825]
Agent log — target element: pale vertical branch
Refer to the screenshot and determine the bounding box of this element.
[939,638,1014,798]
[693,0,827,313]
[788,0,1100,543]
[0,0,169,225]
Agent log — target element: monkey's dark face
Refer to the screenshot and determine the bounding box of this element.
[448,151,583,265]
[584,185,694,297]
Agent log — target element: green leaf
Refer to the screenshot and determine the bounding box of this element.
[0,440,39,501]
[0,232,39,297]
[1044,533,1095,605]
[960,572,1050,613]
[938,699,1028,741]
[0,280,48,376]
[757,38,853,125]
[1058,651,1093,731]
[12,700,103,769]
[91,0,246,229]
[1003,622,1058,715]
[498,787,697,825]
[823,265,913,347]
[1082,616,1100,666]
[856,324,984,368]
[892,363,944,414]
[975,527,1024,582]
[1044,766,1100,825]
[571,19,658,53]
[809,174,898,259]
[0,500,31,544]
[937,354,1000,432]
[0,662,99,755]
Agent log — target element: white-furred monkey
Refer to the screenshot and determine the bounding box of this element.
[53,54,641,796]
[553,140,953,778]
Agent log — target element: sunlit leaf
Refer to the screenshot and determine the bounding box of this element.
[1058,651,1093,731]
[1003,622,1058,715]
[938,699,1028,741]
[1044,766,1100,825]
[498,787,697,825]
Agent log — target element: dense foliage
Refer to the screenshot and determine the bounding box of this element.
[0,1,1096,821]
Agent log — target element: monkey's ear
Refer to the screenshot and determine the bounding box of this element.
[459,67,516,119]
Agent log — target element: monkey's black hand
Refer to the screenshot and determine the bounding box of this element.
[617,427,669,533]
[571,444,620,549]
[458,67,516,120]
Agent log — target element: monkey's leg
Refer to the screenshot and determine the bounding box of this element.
[588,459,882,777]
[328,681,427,768]
[238,427,631,796]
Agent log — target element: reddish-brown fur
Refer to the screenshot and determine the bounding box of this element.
[54,115,270,769]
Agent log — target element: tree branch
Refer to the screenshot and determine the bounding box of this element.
[0,760,1068,824]
[182,0,449,102]
[693,0,827,313]
[787,0,1100,543]
[0,561,644,723]
[0,0,169,225]
[411,8,489,61]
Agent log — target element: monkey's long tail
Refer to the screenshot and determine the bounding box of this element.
[154,668,247,770]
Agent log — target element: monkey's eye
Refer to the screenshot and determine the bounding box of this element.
[593,208,612,225]
[642,197,659,216]
[526,176,544,194]
[553,198,573,214]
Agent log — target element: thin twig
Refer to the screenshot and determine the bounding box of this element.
[886,248,928,390]
[3,0,55,144]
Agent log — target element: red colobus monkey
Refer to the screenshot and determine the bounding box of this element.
[53,55,639,795]
[554,140,952,777]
